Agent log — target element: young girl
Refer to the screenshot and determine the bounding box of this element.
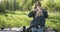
[28,1,48,32]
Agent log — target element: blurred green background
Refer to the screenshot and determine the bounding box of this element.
[0,0,60,32]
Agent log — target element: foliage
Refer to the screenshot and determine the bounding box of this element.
[0,3,6,13]
[46,13,60,32]
[41,0,60,12]
[0,0,60,12]
[0,11,31,28]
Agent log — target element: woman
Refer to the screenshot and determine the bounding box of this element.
[28,1,48,32]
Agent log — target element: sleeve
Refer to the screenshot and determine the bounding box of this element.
[28,11,35,18]
[43,9,48,18]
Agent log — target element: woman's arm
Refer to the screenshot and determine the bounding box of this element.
[28,11,35,18]
[42,9,48,18]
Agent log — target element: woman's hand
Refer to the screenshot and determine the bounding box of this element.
[37,7,40,11]
[32,9,38,12]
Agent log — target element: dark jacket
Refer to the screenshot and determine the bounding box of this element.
[28,9,48,28]
[28,9,48,19]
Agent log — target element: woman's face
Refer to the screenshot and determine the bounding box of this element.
[35,3,40,8]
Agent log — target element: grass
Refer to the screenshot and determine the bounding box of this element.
[0,11,60,32]
[0,11,31,28]
[46,13,60,32]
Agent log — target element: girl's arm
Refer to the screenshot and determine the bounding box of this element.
[43,9,48,18]
[28,11,35,18]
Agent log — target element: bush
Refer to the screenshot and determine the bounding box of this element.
[0,19,6,28]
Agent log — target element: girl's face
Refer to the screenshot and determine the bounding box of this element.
[35,3,40,8]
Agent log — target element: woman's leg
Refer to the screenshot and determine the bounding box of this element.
[38,17,46,32]
[30,23,38,32]
[30,21,38,32]
[30,18,38,32]
[31,27,38,32]
[38,21,45,32]
[38,27,44,32]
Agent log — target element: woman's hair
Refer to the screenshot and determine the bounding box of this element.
[34,1,41,9]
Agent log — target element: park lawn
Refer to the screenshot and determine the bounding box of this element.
[0,11,60,32]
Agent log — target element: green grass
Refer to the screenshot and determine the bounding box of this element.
[0,11,60,32]
[46,13,60,32]
[0,11,31,28]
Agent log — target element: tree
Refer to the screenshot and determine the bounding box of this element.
[14,0,16,11]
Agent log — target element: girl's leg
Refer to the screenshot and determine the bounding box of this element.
[30,23,38,32]
[30,20,38,32]
[38,27,44,32]
[38,17,46,32]
[31,27,38,32]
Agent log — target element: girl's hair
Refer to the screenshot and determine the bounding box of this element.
[34,1,41,9]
